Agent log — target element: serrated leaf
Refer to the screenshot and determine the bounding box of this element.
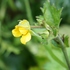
[36,15,44,25]
[41,0,62,36]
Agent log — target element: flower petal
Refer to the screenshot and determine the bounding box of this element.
[18,20,30,30]
[12,26,22,37]
[20,32,31,44]
[19,26,28,35]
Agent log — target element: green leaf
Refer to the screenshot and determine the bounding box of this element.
[43,61,66,70]
[40,0,62,36]
[36,15,44,25]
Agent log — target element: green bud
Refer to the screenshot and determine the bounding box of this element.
[40,30,49,39]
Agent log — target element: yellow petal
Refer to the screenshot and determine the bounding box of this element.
[20,32,31,44]
[19,26,28,35]
[18,20,30,30]
[12,26,22,37]
[19,20,29,24]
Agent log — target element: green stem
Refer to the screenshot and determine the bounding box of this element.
[0,21,2,57]
[0,0,7,21]
[8,0,17,11]
[56,35,70,70]
[24,0,33,24]
[0,21,1,43]
[31,26,43,28]
[44,44,67,69]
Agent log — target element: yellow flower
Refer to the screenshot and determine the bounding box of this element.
[12,20,31,44]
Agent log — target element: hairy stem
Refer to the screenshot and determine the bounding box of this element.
[56,35,70,70]
[31,26,43,28]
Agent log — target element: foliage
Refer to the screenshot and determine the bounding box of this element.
[36,0,62,36]
[0,0,70,70]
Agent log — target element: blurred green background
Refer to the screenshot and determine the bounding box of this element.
[0,0,70,70]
